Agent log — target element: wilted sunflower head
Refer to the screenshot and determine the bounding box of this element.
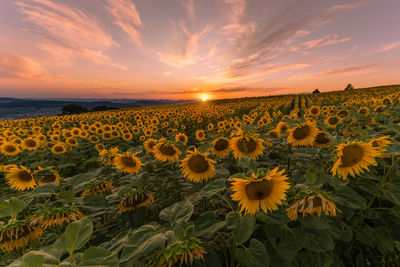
[231,167,290,215]
[30,206,84,229]
[211,137,230,157]
[119,190,154,213]
[0,221,43,252]
[331,141,380,179]
[313,132,332,148]
[180,149,215,182]
[82,181,115,197]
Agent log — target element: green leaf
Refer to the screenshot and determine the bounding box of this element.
[301,215,330,230]
[120,224,167,262]
[382,180,400,206]
[199,143,212,153]
[30,183,59,198]
[303,229,334,252]
[195,211,225,239]
[81,195,110,214]
[226,212,255,244]
[173,221,194,240]
[130,172,150,188]
[57,190,75,203]
[200,178,226,198]
[159,199,194,226]
[334,185,367,210]
[374,227,394,254]
[80,247,118,267]
[353,225,376,247]
[0,197,25,218]
[235,238,269,267]
[44,235,67,260]
[64,218,93,256]
[256,207,290,225]
[18,253,45,267]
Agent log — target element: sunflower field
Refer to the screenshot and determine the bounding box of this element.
[1,85,400,266]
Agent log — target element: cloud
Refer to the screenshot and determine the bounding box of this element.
[304,35,350,49]
[0,54,48,80]
[181,0,195,22]
[377,42,400,53]
[320,63,378,75]
[163,71,172,76]
[169,86,285,95]
[225,62,310,79]
[14,0,126,69]
[104,0,143,47]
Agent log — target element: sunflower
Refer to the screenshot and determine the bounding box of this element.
[331,141,380,179]
[114,152,143,174]
[374,105,385,113]
[0,142,21,156]
[287,122,318,147]
[308,106,320,117]
[95,143,105,152]
[276,121,289,133]
[369,136,392,157]
[313,132,332,148]
[286,193,339,221]
[230,167,290,215]
[21,137,39,151]
[88,135,99,143]
[180,149,215,182]
[195,130,206,141]
[337,109,350,118]
[358,107,369,116]
[144,138,158,154]
[119,191,154,213]
[150,237,205,267]
[82,181,114,196]
[175,133,188,145]
[34,167,62,186]
[5,166,37,191]
[230,132,264,160]
[153,139,181,162]
[30,207,84,229]
[268,130,280,138]
[51,142,67,154]
[0,222,43,252]
[210,137,230,157]
[325,116,342,128]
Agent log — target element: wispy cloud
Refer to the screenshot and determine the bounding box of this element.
[104,0,143,47]
[320,63,378,76]
[304,35,350,49]
[14,0,126,69]
[0,54,48,80]
[181,0,195,22]
[377,42,400,53]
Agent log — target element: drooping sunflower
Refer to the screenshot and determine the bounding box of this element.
[150,237,205,267]
[0,142,21,156]
[369,136,392,157]
[180,149,215,182]
[114,152,143,174]
[30,207,84,229]
[34,167,62,186]
[287,122,318,147]
[313,132,332,148]
[153,139,181,162]
[175,133,188,145]
[195,130,206,141]
[210,137,230,157]
[331,141,380,179]
[119,190,154,213]
[144,138,158,154]
[325,116,342,128]
[230,131,265,160]
[51,142,67,154]
[0,222,43,252]
[286,193,339,221]
[82,181,115,197]
[5,166,37,191]
[230,167,290,215]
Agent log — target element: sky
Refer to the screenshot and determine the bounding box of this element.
[0,0,400,100]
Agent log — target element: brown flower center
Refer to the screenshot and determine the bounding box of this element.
[328,117,339,125]
[120,156,137,167]
[4,145,17,153]
[339,144,364,167]
[315,133,330,144]
[245,180,273,200]
[269,131,278,138]
[338,110,348,118]
[311,108,319,114]
[188,155,209,173]
[312,196,322,207]
[359,108,367,115]
[293,125,311,140]
[41,174,56,183]
[54,146,64,152]
[159,144,177,156]
[18,170,33,182]
[214,138,229,151]
[25,139,37,147]
[237,137,257,153]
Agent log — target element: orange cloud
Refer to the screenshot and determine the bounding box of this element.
[0,54,48,80]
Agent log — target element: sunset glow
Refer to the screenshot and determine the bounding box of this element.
[1,0,400,100]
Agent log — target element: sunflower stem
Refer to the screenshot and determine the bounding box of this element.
[287,144,292,170]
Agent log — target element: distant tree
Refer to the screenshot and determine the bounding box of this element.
[91,106,118,112]
[61,104,88,115]
[345,84,354,90]
[312,89,320,94]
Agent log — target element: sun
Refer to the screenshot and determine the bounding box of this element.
[202,95,207,101]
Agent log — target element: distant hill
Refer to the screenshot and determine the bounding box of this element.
[0,97,192,120]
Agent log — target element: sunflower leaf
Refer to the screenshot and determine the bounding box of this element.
[226,212,255,244]
[235,238,270,267]
[64,218,93,256]
[0,197,25,218]
[80,247,118,267]
[159,199,194,226]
